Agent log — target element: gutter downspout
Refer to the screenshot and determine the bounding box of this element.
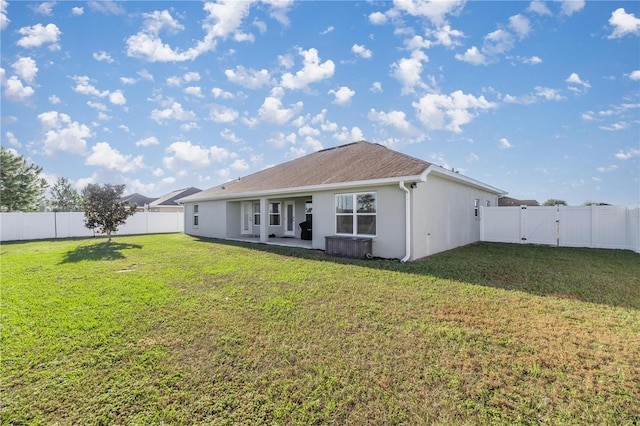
[399,181,411,262]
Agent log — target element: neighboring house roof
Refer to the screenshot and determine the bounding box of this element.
[498,196,540,207]
[150,187,201,207]
[121,193,157,207]
[180,141,505,203]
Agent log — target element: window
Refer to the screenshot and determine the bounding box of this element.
[474,199,480,219]
[193,204,199,227]
[269,202,281,226]
[253,202,260,226]
[335,192,376,236]
[305,200,313,222]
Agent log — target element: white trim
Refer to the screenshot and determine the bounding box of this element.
[240,201,252,235]
[399,182,411,262]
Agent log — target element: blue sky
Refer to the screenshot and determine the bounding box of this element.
[1,0,639,206]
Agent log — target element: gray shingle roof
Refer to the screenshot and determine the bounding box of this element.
[183,141,432,200]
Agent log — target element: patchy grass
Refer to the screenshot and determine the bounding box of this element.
[1,234,639,425]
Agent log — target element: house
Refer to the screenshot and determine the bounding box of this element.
[121,193,157,211]
[148,187,201,212]
[178,141,506,261]
[498,196,540,207]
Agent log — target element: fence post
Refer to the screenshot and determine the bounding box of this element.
[520,205,527,244]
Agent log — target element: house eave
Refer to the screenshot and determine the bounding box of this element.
[424,165,507,195]
[178,174,428,203]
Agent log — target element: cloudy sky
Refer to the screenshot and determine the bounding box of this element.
[1,0,639,206]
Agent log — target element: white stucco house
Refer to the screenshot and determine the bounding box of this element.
[178,141,506,261]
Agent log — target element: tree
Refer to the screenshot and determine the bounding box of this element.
[50,177,81,211]
[543,199,568,206]
[82,183,137,242]
[0,147,49,212]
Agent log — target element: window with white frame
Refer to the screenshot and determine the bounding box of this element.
[269,202,281,226]
[193,204,199,227]
[335,192,376,236]
[253,202,260,225]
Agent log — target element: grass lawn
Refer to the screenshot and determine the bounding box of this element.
[2,234,639,425]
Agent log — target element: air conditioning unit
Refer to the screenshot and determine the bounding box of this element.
[325,236,373,259]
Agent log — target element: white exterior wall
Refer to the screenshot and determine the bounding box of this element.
[286,185,407,259]
[183,201,227,239]
[411,174,498,260]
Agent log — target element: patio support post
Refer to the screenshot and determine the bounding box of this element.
[260,197,268,243]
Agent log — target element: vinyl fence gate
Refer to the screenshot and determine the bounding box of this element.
[480,205,640,253]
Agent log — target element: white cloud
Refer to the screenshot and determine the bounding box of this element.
[48,95,61,104]
[87,101,108,111]
[391,49,429,94]
[1,0,10,30]
[509,14,530,39]
[263,0,293,25]
[37,111,92,155]
[599,122,628,131]
[608,8,640,39]
[230,158,250,172]
[499,138,513,149]
[280,47,335,91]
[596,164,618,173]
[615,148,640,160]
[72,75,109,97]
[566,72,590,89]
[109,90,127,105]
[559,0,585,16]
[93,51,114,63]
[17,23,61,49]
[352,44,372,59]
[126,1,257,62]
[5,131,20,147]
[184,86,204,98]
[268,131,297,148]
[138,69,154,81]
[163,141,230,171]
[427,25,464,48]
[368,108,415,134]
[329,86,355,105]
[87,1,125,15]
[0,68,35,101]
[528,1,551,16]
[521,56,542,65]
[320,26,334,35]
[120,77,137,85]
[258,89,303,124]
[455,46,487,65]
[278,53,294,69]
[413,90,497,134]
[150,101,197,124]
[534,86,565,101]
[71,7,84,16]
[12,57,38,84]
[483,29,514,56]
[86,142,144,173]
[212,87,234,99]
[209,105,239,123]
[393,0,465,26]
[629,70,640,81]
[369,11,387,25]
[371,82,383,93]
[220,128,242,143]
[225,65,272,89]
[32,2,55,15]
[135,136,159,147]
[333,126,364,143]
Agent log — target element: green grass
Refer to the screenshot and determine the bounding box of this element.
[2,234,639,425]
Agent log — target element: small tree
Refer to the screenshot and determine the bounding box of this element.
[0,147,49,212]
[543,199,568,206]
[50,177,81,211]
[82,183,137,242]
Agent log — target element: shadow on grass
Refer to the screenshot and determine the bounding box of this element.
[61,241,143,263]
[192,236,640,310]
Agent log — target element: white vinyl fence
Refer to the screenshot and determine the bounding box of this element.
[480,205,640,253]
[0,211,184,242]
